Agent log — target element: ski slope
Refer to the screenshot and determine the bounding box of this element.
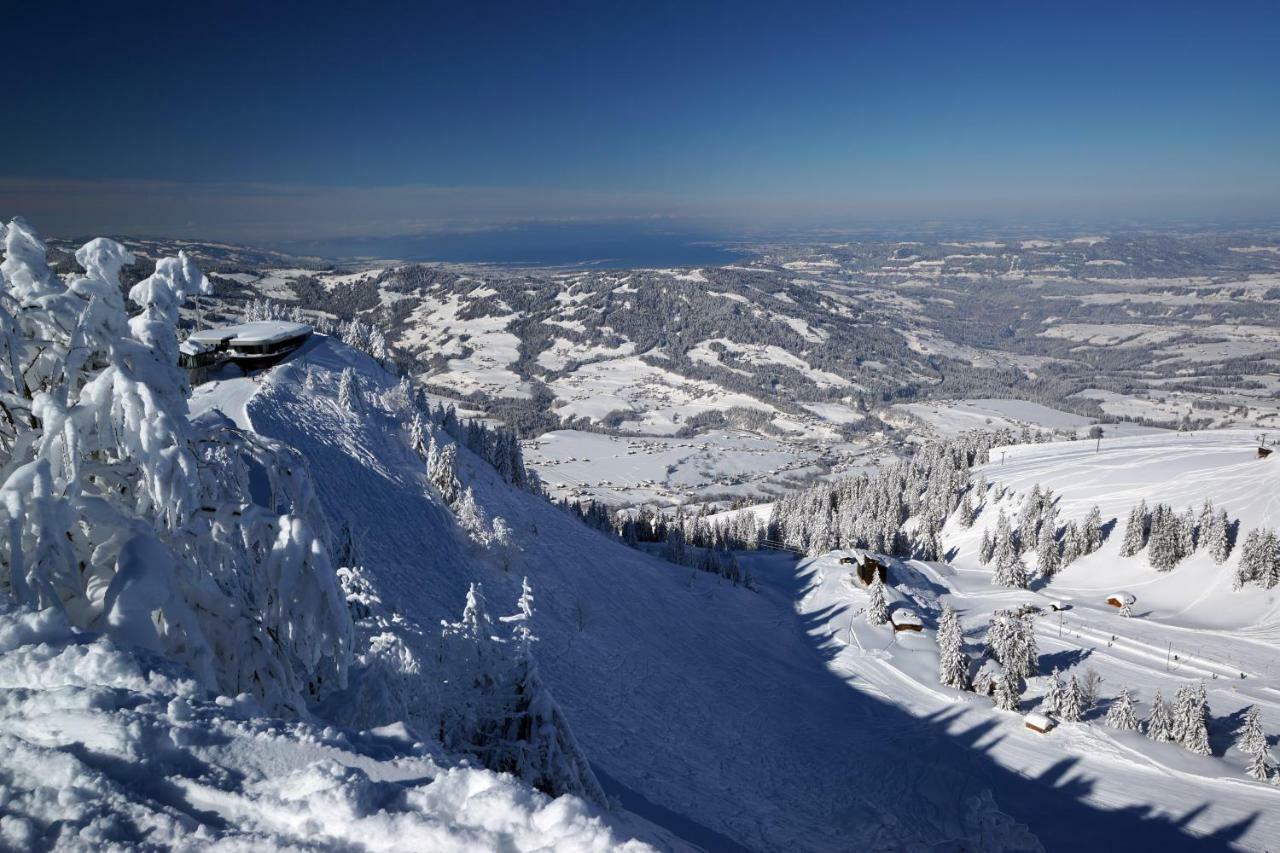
[194,337,1269,851]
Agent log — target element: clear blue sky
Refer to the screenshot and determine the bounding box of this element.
[2,0,1278,241]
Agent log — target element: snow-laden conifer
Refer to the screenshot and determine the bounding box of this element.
[866,574,889,626]
[936,604,969,689]
[1105,688,1140,731]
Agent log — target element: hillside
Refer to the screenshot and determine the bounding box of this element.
[785,430,1280,850]
[191,336,1277,850]
[172,230,1280,508]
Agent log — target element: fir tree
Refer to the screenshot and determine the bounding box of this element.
[1146,690,1174,742]
[1041,668,1064,716]
[1082,506,1104,554]
[866,574,890,626]
[978,528,995,565]
[1059,674,1083,723]
[1119,500,1148,557]
[1105,688,1140,731]
[338,367,363,414]
[937,604,970,689]
[1247,750,1272,782]
[1236,705,1267,757]
[1207,509,1232,564]
[994,675,1021,712]
[1036,522,1060,581]
[956,491,975,528]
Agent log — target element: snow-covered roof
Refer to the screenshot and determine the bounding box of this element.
[1024,712,1055,730]
[186,321,312,348]
[890,609,923,627]
[1107,591,1137,604]
[976,658,1005,676]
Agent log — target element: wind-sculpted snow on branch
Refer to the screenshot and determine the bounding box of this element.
[0,219,351,715]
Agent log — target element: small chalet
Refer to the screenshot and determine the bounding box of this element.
[1258,447,1273,460]
[972,659,1005,696]
[1024,712,1056,734]
[890,608,923,633]
[839,550,889,586]
[1106,591,1136,609]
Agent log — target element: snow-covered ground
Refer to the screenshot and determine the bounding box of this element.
[193,341,1280,850]
[780,430,1280,849]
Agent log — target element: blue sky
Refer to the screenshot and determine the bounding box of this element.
[2,0,1278,241]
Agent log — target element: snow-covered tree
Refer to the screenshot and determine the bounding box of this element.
[978,528,995,565]
[1207,509,1232,564]
[1119,500,1148,557]
[338,367,364,414]
[1236,527,1279,590]
[1036,522,1060,581]
[1174,683,1211,756]
[1059,674,1083,723]
[490,517,515,569]
[1147,504,1184,571]
[1106,688,1140,731]
[936,604,969,689]
[1237,705,1267,757]
[1041,668,1064,716]
[955,491,975,528]
[440,582,606,803]
[994,674,1022,712]
[1081,506,1104,554]
[0,222,350,715]
[428,440,461,505]
[1247,750,1272,782]
[456,486,490,543]
[866,574,889,626]
[1146,690,1174,742]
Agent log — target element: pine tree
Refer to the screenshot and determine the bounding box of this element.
[1105,688,1140,731]
[1146,690,1174,742]
[1208,509,1232,564]
[1177,683,1211,756]
[1041,668,1064,716]
[866,574,890,626]
[956,491,975,528]
[1237,705,1267,757]
[1060,520,1083,566]
[994,675,1021,712]
[1119,500,1148,557]
[937,604,970,689]
[338,367,363,414]
[978,528,995,565]
[1059,674,1083,723]
[1247,750,1272,782]
[1036,521,1061,581]
[1148,504,1183,571]
[1082,506,1104,554]
[995,541,1029,589]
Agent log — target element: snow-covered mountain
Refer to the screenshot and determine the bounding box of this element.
[150,229,1280,509]
[6,218,1280,851]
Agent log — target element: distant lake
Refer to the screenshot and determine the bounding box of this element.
[278,222,752,269]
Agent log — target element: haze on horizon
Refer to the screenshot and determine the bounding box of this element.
[3,0,1278,247]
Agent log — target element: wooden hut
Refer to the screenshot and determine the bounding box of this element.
[890,609,923,633]
[1258,447,1273,460]
[1024,712,1056,734]
[839,550,889,586]
[1106,591,1136,609]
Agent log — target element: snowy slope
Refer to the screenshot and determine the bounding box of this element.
[193,336,1259,851]
[777,431,1280,850]
[0,601,658,851]
[961,430,1280,629]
